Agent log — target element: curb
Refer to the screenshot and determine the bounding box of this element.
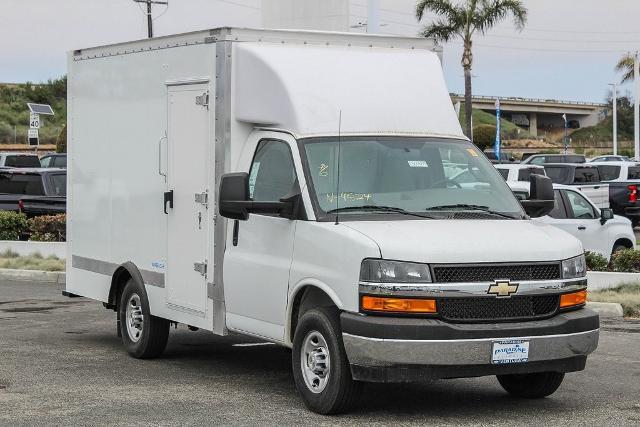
[0,268,65,285]
[586,301,624,318]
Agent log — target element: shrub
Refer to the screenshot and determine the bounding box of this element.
[0,211,28,240]
[585,251,609,271]
[56,124,67,153]
[28,214,66,242]
[473,124,496,150]
[611,249,640,273]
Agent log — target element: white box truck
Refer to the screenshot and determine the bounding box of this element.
[66,28,599,414]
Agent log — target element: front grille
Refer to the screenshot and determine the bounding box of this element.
[438,295,559,322]
[432,263,561,283]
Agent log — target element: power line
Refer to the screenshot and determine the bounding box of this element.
[481,33,640,44]
[448,41,629,54]
[212,0,260,10]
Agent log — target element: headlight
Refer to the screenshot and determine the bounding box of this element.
[562,255,586,279]
[360,259,432,283]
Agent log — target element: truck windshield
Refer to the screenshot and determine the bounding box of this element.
[299,137,524,220]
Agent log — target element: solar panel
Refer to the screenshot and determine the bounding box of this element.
[27,103,54,115]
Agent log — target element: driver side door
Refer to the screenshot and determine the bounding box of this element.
[224,139,300,341]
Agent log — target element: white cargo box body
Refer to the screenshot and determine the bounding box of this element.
[66,28,461,334]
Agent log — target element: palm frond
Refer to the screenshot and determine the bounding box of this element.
[415,0,464,26]
[616,54,635,84]
[473,0,528,34]
[420,19,462,43]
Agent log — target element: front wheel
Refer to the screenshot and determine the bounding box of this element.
[497,372,565,398]
[292,307,361,414]
[119,279,169,359]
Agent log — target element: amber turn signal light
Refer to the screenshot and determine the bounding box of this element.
[361,296,437,313]
[560,290,587,308]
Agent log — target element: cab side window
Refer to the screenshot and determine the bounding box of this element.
[566,190,596,219]
[249,140,297,203]
[548,190,568,219]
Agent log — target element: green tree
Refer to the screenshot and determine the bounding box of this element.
[416,0,527,140]
[616,53,634,83]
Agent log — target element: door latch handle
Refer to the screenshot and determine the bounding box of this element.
[578,226,586,230]
[164,190,174,214]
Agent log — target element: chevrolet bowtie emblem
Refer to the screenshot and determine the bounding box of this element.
[487,280,519,298]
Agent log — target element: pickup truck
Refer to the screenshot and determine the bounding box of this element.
[0,153,42,169]
[522,154,586,165]
[18,195,66,217]
[0,169,66,213]
[495,164,546,182]
[542,163,609,209]
[509,182,635,259]
[590,161,640,226]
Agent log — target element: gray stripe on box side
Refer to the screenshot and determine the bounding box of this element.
[72,255,165,288]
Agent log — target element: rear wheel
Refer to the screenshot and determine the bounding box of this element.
[118,279,169,359]
[292,307,361,414]
[497,372,565,398]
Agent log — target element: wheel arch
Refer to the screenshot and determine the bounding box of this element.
[107,261,146,310]
[285,281,344,347]
[613,237,634,252]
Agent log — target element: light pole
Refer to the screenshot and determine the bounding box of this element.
[634,52,639,159]
[562,113,568,154]
[609,82,618,156]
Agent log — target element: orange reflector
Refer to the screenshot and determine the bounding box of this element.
[560,290,587,308]
[362,296,437,313]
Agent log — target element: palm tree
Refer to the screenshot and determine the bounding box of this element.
[416,0,527,140]
[616,53,635,84]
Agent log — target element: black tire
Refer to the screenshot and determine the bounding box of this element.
[497,372,565,398]
[118,278,169,359]
[292,307,361,415]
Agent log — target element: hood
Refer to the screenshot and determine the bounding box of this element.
[344,219,582,264]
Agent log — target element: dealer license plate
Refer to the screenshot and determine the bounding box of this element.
[491,340,530,364]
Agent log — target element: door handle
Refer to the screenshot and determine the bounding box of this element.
[158,136,167,179]
[232,220,239,246]
[578,226,586,230]
[164,190,174,214]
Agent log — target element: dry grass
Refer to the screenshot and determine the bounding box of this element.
[589,283,640,318]
[0,249,65,272]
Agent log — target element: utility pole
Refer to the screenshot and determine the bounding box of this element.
[609,82,618,156]
[635,52,639,159]
[133,0,168,38]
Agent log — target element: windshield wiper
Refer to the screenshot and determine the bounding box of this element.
[327,205,434,219]
[425,204,520,219]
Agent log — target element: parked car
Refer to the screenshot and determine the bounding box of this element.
[542,163,609,208]
[588,155,631,163]
[590,161,640,226]
[19,195,66,217]
[0,169,66,212]
[521,154,586,165]
[483,150,516,164]
[39,153,67,168]
[509,182,635,259]
[495,164,546,182]
[0,153,42,169]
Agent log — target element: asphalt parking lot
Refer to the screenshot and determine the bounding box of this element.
[0,280,639,426]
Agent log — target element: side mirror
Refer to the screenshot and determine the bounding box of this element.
[218,172,304,221]
[219,172,250,221]
[509,156,516,162]
[521,174,555,218]
[600,208,614,225]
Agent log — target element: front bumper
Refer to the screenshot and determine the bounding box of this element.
[341,308,599,382]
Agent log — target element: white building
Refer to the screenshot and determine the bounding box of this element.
[261,0,423,37]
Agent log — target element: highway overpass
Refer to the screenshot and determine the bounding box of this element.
[451,94,607,137]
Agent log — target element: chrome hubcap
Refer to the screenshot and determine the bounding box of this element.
[125,293,144,342]
[300,330,330,393]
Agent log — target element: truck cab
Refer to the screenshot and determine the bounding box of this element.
[66,28,599,415]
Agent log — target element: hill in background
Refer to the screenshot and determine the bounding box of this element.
[0,77,66,145]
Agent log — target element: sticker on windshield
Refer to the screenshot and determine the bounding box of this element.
[319,163,329,177]
[408,160,429,168]
[466,148,479,157]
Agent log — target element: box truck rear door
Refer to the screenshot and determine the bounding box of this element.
[166,84,210,313]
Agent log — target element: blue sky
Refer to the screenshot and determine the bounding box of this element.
[1,0,638,103]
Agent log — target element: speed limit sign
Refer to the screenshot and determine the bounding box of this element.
[29,113,40,129]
